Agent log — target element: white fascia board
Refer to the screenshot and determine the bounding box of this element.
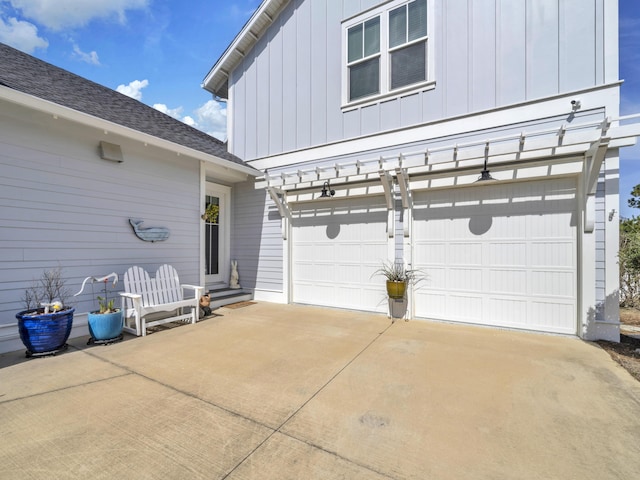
[0,85,259,178]
[202,0,289,96]
[247,84,623,171]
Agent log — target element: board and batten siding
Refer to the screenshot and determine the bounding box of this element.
[0,101,202,326]
[229,0,609,161]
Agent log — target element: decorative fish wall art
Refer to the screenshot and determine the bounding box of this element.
[129,219,170,242]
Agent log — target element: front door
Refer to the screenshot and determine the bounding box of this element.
[204,183,230,286]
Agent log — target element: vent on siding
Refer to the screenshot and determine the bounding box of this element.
[99,141,124,163]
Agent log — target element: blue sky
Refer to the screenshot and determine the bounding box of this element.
[0,0,262,140]
[1,0,639,217]
[619,0,640,218]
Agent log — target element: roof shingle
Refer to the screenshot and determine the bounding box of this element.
[0,42,248,167]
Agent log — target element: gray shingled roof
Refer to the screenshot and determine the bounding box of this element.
[0,42,249,167]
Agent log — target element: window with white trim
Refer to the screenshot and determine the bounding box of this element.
[343,0,432,106]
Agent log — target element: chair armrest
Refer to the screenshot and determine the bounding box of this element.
[181,284,204,299]
[119,292,142,311]
[119,292,142,300]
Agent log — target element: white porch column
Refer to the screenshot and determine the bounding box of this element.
[579,177,598,340]
[595,152,621,341]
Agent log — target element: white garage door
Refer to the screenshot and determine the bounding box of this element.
[413,178,577,335]
[292,197,389,312]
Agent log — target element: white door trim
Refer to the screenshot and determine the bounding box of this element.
[204,183,231,286]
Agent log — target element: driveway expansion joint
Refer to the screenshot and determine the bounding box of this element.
[220,321,398,480]
[0,372,133,405]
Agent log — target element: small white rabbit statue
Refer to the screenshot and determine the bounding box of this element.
[230,260,241,289]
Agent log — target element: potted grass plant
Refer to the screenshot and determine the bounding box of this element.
[75,273,123,345]
[15,267,75,357]
[373,260,421,299]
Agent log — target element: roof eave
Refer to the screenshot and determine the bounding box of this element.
[202,0,290,98]
[0,85,260,178]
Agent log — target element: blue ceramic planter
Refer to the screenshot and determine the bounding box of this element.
[87,310,123,341]
[16,308,75,356]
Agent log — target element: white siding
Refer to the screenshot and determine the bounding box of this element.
[229,0,608,160]
[231,181,284,293]
[470,0,496,111]
[559,0,598,91]
[526,0,560,99]
[0,101,201,325]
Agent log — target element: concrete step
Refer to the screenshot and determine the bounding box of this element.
[207,287,253,309]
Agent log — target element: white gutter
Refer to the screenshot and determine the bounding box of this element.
[0,85,260,178]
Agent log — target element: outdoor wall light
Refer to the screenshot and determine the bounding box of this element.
[476,157,496,182]
[320,180,335,198]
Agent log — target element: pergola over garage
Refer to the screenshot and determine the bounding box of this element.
[263,114,640,337]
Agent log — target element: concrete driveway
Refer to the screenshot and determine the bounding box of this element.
[1,302,640,479]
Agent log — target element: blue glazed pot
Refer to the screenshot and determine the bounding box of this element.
[16,308,75,354]
[87,310,123,341]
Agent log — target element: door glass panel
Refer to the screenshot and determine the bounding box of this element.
[205,195,220,276]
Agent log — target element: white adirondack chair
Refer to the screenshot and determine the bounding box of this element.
[120,264,204,336]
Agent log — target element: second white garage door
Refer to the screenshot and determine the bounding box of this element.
[412,178,577,335]
[292,197,389,312]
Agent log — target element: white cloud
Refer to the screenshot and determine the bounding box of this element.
[149,99,227,142]
[151,100,227,142]
[193,100,227,141]
[72,43,99,65]
[137,94,226,143]
[116,79,148,101]
[0,16,48,53]
[6,0,149,31]
[152,103,183,119]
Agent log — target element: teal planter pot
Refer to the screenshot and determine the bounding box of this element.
[87,310,123,343]
[16,308,75,357]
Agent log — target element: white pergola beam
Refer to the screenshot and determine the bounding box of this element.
[396,168,412,209]
[396,168,412,238]
[262,116,640,193]
[379,170,395,238]
[585,138,611,195]
[267,187,291,239]
[582,137,610,234]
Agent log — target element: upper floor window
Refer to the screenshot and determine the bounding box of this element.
[347,17,381,101]
[343,0,432,107]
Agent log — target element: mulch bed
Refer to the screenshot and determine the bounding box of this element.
[595,308,640,382]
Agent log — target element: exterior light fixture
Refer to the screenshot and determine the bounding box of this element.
[320,180,335,198]
[476,157,496,182]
